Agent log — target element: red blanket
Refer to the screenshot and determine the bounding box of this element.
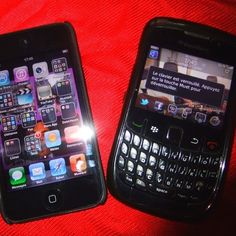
[0,0,236,235]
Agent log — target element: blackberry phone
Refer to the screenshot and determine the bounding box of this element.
[0,23,106,223]
[107,18,236,220]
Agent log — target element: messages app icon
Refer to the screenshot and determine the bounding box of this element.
[9,167,26,186]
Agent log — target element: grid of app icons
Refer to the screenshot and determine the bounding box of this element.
[56,79,72,96]
[4,138,21,156]
[0,93,13,108]
[1,115,17,132]
[21,111,36,128]
[24,134,41,155]
[52,57,68,73]
[41,107,57,124]
[61,102,76,120]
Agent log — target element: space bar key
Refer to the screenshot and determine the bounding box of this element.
[148,184,174,198]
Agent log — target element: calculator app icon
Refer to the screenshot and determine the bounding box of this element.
[41,107,57,124]
[52,58,68,73]
[61,102,76,120]
[56,80,71,96]
[0,93,13,109]
[24,134,41,156]
[21,111,36,128]
[1,115,17,132]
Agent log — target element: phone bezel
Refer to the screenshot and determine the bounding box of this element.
[0,23,106,223]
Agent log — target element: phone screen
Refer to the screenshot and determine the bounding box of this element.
[0,49,95,191]
[135,46,234,129]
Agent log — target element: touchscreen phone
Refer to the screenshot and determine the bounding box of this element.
[107,18,236,220]
[0,23,106,223]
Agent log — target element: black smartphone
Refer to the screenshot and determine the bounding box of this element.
[107,18,236,220]
[0,23,106,223]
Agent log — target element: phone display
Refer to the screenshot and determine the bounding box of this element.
[136,46,233,129]
[107,18,236,220]
[0,23,106,223]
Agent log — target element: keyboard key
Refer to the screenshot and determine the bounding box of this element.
[121,142,128,155]
[190,154,201,165]
[117,155,125,169]
[195,180,205,192]
[177,165,188,176]
[125,174,134,185]
[130,147,138,160]
[164,176,174,187]
[146,168,153,181]
[169,149,180,161]
[160,146,170,158]
[133,135,141,147]
[201,155,211,166]
[151,142,160,154]
[184,180,193,190]
[179,151,190,162]
[136,165,144,177]
[167,163,177,174]
[156,171,164,184]
[127,160,135,173]
[148,155,157,167]
[198,169,208,178]
[158,159,167,171]
[124,130,132,142]
[139,152,147,164]
[142,139,150,151]
[188,168,197,178]
[174,179,184,189]
[208,171,218,179]
[211,156,220,167]
[136,179,146,188]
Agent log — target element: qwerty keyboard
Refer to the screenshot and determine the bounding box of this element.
[116,127,221,203]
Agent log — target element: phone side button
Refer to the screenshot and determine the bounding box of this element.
[43,189,63,211]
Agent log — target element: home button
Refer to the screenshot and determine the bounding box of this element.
[44,189,63,211]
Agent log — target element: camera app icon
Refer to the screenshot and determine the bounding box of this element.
[32,62,49,79]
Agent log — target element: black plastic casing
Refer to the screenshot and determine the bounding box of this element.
[0,23,106,224]
[107,17,236,220]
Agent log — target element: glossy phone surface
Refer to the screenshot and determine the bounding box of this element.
[108,18,236,220]
[0,23,106,223]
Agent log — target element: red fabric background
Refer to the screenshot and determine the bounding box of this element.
[0,0,236,235]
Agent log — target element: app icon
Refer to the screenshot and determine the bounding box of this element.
[21,111,36,128]
[1,115,17,132]
[16,87,33,105]
[41,107,57,124]
[52,57,68,73]
[0,92,13,108]
[4,138,21,156]
[37,83,52,100]
[64,125,81,144]
[149,49,158,59]
[168,104,177,115]
[9,167,26,186]
[56,80,72,96]
[32,62,49,79]
[69,154,87,173]
[24,134,41,155]
[29,162,46,181]
[182,107,192,119]
[209,116,221,127]
[61,102,76,120]
[195,112,207,123]
[0,70,10,86]
[140,98,149,106]
[154,101,164,111]
[49,158,67,176]
[44,130,61,148]
[13,66,29,82]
